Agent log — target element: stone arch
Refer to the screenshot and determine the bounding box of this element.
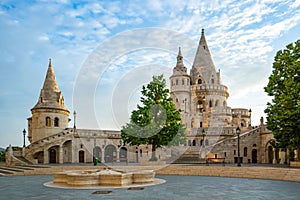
[62,140,72,163]
[79,150,85,163]
[93,146,102,163]
[119,147,127,162]
[104,144,117,163]
[252,149,257,163]
[33,151,44,164]
[49,145,59,163]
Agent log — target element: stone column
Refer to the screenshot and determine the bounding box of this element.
[272,148,277,164]
[59,145,63,164]
[279,149,286,164]
[44,148,49,164]
[295,149,300,161]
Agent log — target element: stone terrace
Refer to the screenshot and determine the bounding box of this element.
[1,164,300,182]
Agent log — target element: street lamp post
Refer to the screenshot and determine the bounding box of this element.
[23,129,26,147]
[249,109,252,126]
[73,110,76,129]
[236,127,241,167]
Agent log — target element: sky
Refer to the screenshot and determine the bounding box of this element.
[0,0,300,148]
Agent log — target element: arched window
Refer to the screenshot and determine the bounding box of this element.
[46,117,51,127]
[176,79,178,85]
[223,101,227,107]
[200,121,203,128]
[198,79,202,84]
[215,100,219,107]
[192,140,196,146]
[211,79,214,84]
[54,117,59,127]
[205,139,209,146]
[244,147,248,157]
[182,79,184,85]
[140,149,142,157]
[209,100,213,107]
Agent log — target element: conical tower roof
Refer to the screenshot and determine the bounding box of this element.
[32,59,69,112]
[192,29,217,83]
[172,47,188,75]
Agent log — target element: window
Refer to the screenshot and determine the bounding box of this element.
[234,150,236,155]
[211,79,214,84]
[205,139,209,146]
[182,79,184,85]
[244,147,248,157]
[140,149,142,157]
[209,100,213,107]
[54,117,59,127]
[176,79,178,85]
[198,79,202,84]
[200,122,202,128]
[46,117,51,127]
[215,100,219,107]
[223,101,227,107]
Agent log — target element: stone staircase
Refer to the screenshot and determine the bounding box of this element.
[0,165,50,176]
[14,156,33,165]
[171,147,206,164]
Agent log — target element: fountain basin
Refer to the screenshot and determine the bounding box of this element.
[52,169,155,187]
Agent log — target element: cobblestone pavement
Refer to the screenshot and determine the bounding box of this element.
[1,175,300,200]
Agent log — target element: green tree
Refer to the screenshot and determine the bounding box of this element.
[121,75,185,161]
[264,39,300,150]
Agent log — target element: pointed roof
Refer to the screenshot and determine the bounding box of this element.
[172,47,188,75]
[42,59,59,93]
[192,29,217,82]
[32,59,69,112]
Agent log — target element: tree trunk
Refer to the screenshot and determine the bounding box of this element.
[150,135,157,161]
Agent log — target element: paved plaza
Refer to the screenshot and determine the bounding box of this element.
[1,174,300,200]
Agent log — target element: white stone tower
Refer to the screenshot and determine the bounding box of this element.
[170,47,191,128]
[27,59,70,143]
[189,29,230,129]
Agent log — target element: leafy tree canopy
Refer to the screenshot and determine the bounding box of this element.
[264,39,300,150]
[121,75,185,160]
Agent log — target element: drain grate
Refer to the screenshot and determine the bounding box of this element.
[92,190,112,194]
[128,187,144,190]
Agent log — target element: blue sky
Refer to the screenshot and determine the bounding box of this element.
[1,0,300,147]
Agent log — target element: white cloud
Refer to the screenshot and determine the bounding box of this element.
[290,0,300,8]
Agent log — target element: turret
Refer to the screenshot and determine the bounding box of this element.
[170,47,191,115]
[27,59,70,143]
[189,29,230,128]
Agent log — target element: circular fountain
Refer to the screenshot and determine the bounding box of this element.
[44,168,165,189]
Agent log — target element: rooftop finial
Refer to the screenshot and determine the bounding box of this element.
[49,58,52,67]
[201,28,205,35]
[178,47,182,56]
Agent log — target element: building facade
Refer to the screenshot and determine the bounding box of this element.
[7,30,284,166]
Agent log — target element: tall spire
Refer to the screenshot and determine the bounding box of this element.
[192,29,217,83]
[176,47,183,65]
[32,59,68,111]
[172,47,187,75]
[42,58,59,93]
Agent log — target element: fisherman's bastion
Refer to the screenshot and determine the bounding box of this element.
[6,30,289,166]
